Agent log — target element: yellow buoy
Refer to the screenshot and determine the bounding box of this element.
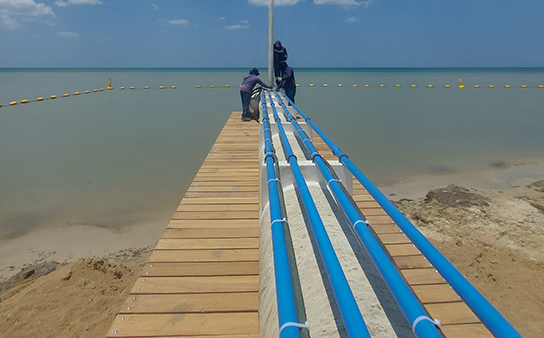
[144,86,149,89]
[459,77,464,88]
[37,97,44,101]
[160,86,164,89]
[505,85,510,88]
[396,84,400,87]
[338,84,343,87]
[521,84,527,88]
[75,92,80,95]
[474,85,480,88]
[427,85,433,88]
[130,87,135,89]
[352,84,357,87]
[310,84,314,87]
[171,86,176,89]
[85,90,90,94]
[120,87,125,90]
[380,84,385,87]
[225,85,229,88]
[324,84,328,87]
[94,89,98,92]
[365,84,369,87]
[10,101,17,106]
[296,84,300,87]
[211,85,215,88]
[196,85,201,88]
[412,84,417,87]
[21,99,29,104]
[445,84,450,88]
[107,78,113,90]
[489,85,494,88]
[539,85,543,88]
[100,88,104,91]
[64,93,70,97]
[0,103,2,107]
[51,95,57,99]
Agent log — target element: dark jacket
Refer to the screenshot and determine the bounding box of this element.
[278,66,295,89]
[240,74,270,93]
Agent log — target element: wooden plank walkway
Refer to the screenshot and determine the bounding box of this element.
[107,111,494,337]
[106,112,260,338]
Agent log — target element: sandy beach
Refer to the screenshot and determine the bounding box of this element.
[1,161,543,337]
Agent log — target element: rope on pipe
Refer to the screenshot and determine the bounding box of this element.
[266,91,372,338]
[274,91,444,338]
[282,92,523,338]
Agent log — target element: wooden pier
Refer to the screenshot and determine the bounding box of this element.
[107,112,493,337]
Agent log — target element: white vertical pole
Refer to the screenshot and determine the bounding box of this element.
[268,0,274,87]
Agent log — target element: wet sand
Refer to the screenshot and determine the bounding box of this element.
[1,161,543,337]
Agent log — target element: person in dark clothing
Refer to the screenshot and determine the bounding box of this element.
[273,40,288,79]
[240,68,271,121]
[277,61,296,105]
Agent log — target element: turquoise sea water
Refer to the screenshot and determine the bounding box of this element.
[1,68,543,239]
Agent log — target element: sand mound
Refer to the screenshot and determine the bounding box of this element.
[0,259,141,338]
[394,182,544,337]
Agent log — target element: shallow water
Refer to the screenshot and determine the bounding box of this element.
[1,68,543,239]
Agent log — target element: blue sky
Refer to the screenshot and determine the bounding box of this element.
[1,0,543,68]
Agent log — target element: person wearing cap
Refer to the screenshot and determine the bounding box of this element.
[277,61,296,105]
[273,40,288,79]
[240,68,271,121]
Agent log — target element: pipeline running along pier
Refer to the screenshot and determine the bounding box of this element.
[106,90,520,337]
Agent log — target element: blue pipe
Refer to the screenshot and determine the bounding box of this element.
[266,92,371,338]
[261,92,301,338]
[274,91,443,338]
[279,91,523,338]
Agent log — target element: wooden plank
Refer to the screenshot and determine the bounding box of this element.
[167,219,258,229]
[426,302,481,325]
[401,268,446,285]
[161,227,259,239]
[119,292,258,314]
[139,262,259,277]
[379,233,412,245]
[392,255,433,269]
[147,249,259,263]
[385,244,420,256]
[171,210,259,220]
[440,323,494,338]
[184,185,259,192]
[182,192,260,198]
[106,313,258,337]
[130,276,259,294]
[371,223,403,234]
[411,284,462,304]
[154,238,259,250]
[176,204,259,213]
[180,197,259,204]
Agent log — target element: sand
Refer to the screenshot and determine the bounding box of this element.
[1,161,543,337]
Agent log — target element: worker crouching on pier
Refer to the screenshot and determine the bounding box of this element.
[240,68,271,121]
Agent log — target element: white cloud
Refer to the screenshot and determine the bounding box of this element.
[219,16,225,20]
[249,0,306,6]
[55,0,102,7]
[314,0,372,7]
[345,16,357,23]
[58,30,78,37]
[152,3,158,10]
[0,0,55,29]
[225,24,249,30]
[1,13,21,29]
[168,19,190,27]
